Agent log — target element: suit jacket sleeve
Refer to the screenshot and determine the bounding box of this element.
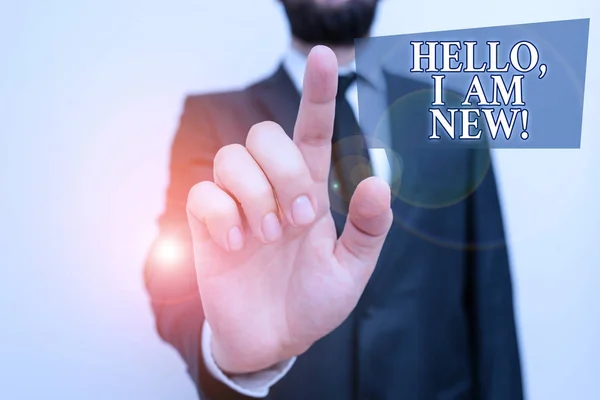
[466,149,525,399]
[143,96,255,400]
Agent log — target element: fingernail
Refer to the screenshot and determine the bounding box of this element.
[262,212,282,242]
[227,227,244,251]
[292,195,316,226]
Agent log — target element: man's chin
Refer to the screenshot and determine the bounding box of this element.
[282,0,378,47]
[318,0,355,7]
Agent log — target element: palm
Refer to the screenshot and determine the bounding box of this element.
[198,186,361,362]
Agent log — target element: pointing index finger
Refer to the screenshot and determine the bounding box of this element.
[293,46,338,184]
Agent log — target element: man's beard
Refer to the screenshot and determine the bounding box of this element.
[281,0,378,46]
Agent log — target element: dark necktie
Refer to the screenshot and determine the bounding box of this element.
[329,73,373,217]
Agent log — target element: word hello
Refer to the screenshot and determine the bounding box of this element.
[409,40,547,140]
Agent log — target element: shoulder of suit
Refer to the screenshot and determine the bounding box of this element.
[182,68,275,107]
[182,89,243,108]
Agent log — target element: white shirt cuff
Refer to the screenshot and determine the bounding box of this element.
[201,320,296,398]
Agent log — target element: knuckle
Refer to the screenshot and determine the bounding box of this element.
[246,121,284,149]
[209,199,238,221]
[214,143,246,170]
[275,167,304,188]
[187,182,238,222]
[186,181,218,218]
[271,161,312,193]
[187,181,213,205]
[245,185,274,206]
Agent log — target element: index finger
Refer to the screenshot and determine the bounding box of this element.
[293,45,338,183]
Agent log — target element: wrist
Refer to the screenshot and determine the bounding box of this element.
[210,333,307,375]
[211,336,275,374]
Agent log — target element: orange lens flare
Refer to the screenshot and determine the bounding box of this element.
[154,238,182,266]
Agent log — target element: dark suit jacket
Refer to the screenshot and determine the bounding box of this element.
[144,65,524,400]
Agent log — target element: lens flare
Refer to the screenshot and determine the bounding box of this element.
[154,238,182,266]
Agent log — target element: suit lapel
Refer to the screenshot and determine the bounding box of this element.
[250,65,301,138]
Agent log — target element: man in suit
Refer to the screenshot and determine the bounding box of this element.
[144,0,524,399]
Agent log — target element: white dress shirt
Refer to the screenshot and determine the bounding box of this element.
[201,46,392,398]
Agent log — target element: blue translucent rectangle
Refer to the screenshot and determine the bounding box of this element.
[355,19,590,149]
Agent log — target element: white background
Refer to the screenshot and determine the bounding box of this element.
[0,0,598,399]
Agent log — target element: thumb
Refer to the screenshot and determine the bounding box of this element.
[335,176,393,278]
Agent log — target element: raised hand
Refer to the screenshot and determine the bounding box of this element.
[186,46,393,374]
